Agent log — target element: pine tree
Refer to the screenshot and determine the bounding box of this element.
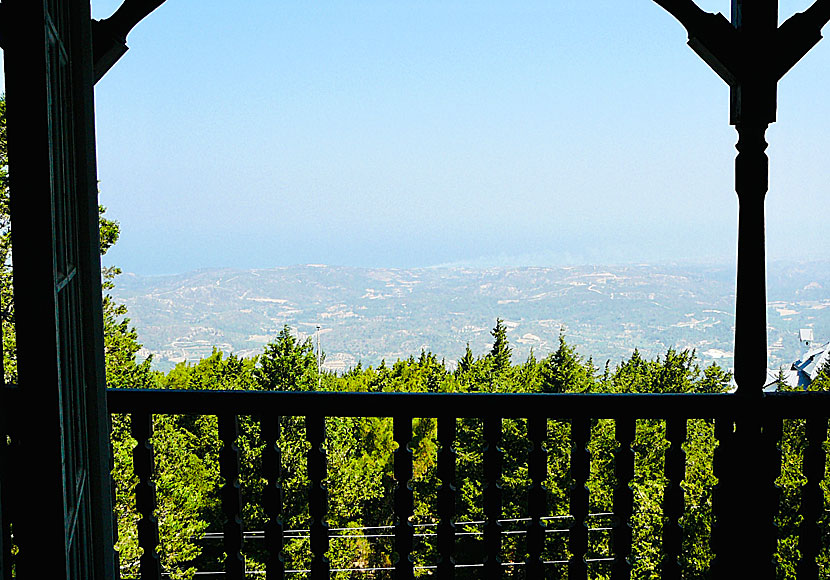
[540,332,592,393]
[456,342,475,375]
[488,318,512,373]
[808,356,830,391]
[255,326,319,391]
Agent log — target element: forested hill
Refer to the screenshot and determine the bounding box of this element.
[110,261,830,372]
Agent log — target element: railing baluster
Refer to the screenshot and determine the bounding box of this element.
[108,415,120,579]
[526,416,547,576]
[219,414,245,579]
[612,418,635,579]
[437,416,457,579]
[306,415,330,579]
[0,412,12,580]
[759,417,782,578]
[797,417,828,578]
[131,412,161,580]
[569,417,590,579]
[0,486,6,580]
[711,416,739,576]
[663,418,686,579]
[262,416,284,580]
[107,389,830,579]
[483,417,502,578]
[394,416,415,579]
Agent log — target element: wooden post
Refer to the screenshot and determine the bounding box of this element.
[651,0,830,576]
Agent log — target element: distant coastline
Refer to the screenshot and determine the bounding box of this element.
[109,261,830,373]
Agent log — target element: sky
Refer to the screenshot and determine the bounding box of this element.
[86,0,830,275]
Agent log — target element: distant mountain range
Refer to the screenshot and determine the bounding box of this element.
[109,261,830,373]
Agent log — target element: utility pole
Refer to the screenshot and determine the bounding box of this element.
[653,1,830,576]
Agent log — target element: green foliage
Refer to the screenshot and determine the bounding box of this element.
[103,280,155,391]
[112,412,219,580]
[98,205,120,255]
[808,357,830,392]
[0,96,13,384]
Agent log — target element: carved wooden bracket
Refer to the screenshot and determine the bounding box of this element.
[92,0,167,84]
[653,0,830,124]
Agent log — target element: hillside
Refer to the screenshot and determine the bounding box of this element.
[110,261,830,372]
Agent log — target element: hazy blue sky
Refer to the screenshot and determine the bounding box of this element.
[89,1,829,274]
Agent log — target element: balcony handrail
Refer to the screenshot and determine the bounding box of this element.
[105,387,830,579]
[107,387,830,419]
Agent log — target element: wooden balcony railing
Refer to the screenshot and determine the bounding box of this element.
[107,389,830,579]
